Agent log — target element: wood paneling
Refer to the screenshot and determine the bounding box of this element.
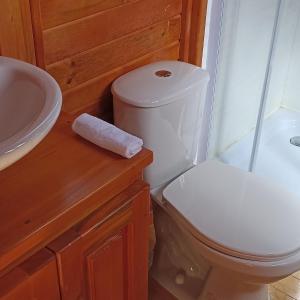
[43,0,181,64]
[0,249,60,300]
[0,0,208,117]
[63,42,179,115]
[0,0,35,63]
[28,0,182,118]
[47,17,180,91]
[180,0,208,66]
[189,0,208,66]
[40,0,138,29]
[180,0,193,62]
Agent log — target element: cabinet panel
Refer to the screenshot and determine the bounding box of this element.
[87,231,126,300]
[48,181,150,300]
[0,249,60,300]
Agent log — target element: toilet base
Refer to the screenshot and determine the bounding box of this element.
[199,267,269,300]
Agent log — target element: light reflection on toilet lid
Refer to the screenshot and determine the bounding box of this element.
[163,160,300,262]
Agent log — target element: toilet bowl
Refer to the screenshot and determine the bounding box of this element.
[112,61,300,299]
[161,160,300,300]
[148,160,300,300]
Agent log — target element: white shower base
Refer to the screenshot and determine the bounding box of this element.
[220,108,300,197]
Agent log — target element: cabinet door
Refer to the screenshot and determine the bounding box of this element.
[0,249,60,300]
[48,181,150,300]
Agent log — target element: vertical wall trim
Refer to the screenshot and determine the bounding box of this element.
[180,0,208,66]
[0,0,36,64]
[29,0,46,68]
[189,0,208,66]
[180,0,193,61]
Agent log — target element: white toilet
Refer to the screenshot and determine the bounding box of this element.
[112,61,300,300]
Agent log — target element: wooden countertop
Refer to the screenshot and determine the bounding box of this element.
[0,113,152,275]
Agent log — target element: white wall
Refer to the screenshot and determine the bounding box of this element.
[198,0,224,162]
[209,0,280,158]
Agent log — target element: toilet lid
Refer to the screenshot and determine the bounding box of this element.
[163,160,300,261]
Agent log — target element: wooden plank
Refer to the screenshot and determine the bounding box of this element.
[179,0,207,66]
[43,0,181,64]
[40,0,138,29]
[62,42,180,115]
[29,0,46,68]
[47,16,181,91]
[272,276,300,299]
[188,0,208,66]
[180,0,193,61]
[269,285,294,300]
[0,0,36,63]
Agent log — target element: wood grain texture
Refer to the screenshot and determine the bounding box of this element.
[0,249,60,300]
[0,113,152,275]
[179,0,207,66]
[43,0,181,64]
[48,181,150,300]
[28,0,183,117]
[46,16,181,91]
[180,0,193,62]
[0,0,36,63]
[87,232,126,300]
[188,0,208,66]
[40,0,138,29]
[62,42,179,115]
[29,0,46,68]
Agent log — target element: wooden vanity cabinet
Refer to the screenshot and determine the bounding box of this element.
[47,180,150,300]
[0,249,60,300]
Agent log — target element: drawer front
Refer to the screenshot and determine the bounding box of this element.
[0,249,60,300]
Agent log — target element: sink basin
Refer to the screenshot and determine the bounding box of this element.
[0,56,62,170]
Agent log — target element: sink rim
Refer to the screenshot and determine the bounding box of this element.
[0,56,62,156]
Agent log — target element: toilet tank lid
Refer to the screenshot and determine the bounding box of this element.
[111,61,210,108]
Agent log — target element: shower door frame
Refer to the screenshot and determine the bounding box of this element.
[203,0,283,171]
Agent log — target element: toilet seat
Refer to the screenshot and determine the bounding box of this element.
[163,160,300,262]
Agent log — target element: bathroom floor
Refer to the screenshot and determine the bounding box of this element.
[149,272,300,299]
[220,108,300,197]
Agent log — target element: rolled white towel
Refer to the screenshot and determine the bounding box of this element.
[72,113,143,158]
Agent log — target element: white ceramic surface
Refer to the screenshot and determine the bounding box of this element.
[0,56,62,170]
[163,160,300,261]
[112,60,209,107]
[113,60,300,300]
[113,61,210,188]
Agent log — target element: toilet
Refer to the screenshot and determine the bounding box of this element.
[112,61,300,300]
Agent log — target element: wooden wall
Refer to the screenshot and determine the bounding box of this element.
[0,0,36,64]
[0,0,208,120]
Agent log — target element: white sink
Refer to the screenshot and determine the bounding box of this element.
[0,56,62,171]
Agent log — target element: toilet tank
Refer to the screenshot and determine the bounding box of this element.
[112,61,209,189]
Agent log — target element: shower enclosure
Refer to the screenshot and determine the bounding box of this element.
[204,0,300,196]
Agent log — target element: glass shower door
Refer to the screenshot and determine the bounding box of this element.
[206,0,283,172]
[252,0,300,196]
